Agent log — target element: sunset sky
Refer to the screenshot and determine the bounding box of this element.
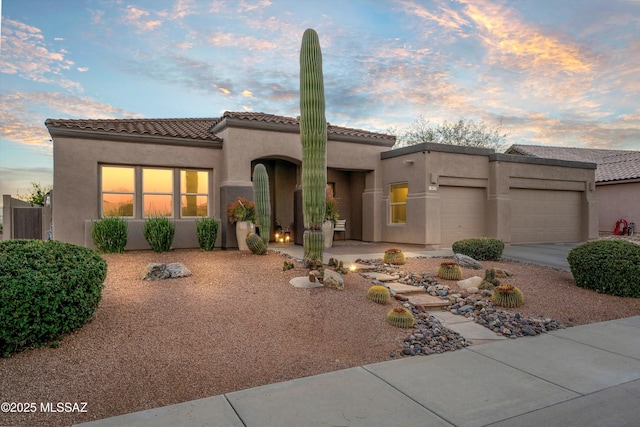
[1,0,639,209]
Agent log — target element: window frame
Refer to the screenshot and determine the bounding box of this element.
[180,169,210,218]
[389,182,408,224]
[99,165,211,219]
[100,165,135,218]
[142,167,174,218]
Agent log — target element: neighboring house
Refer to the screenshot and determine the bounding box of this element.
[507,144,640,234]
[45,112,598,250]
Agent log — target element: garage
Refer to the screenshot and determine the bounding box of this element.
[440,186,485,246]
[511,189,582,244]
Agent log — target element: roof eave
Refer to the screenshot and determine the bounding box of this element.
[46,126,223,149]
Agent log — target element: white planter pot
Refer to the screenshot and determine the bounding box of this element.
[322,220,334,248]
[235,221,255,251]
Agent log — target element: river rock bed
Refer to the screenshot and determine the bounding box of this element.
[356,258,566,357]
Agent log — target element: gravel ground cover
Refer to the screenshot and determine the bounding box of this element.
[1,246,639,426]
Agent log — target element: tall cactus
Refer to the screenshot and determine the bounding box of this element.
[299,28,327,267]
[252,163,271,246]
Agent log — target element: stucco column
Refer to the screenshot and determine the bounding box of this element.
[583,180,599,241]
[487,160,512,243]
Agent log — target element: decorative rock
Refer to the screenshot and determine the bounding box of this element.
[522,325,537,336]
[323,269,344,290]
[290,276,323,288]
[458,304,475,313]
[453,253,483,270]
[456,276,483,290]
[466,286,479,294]
[166,262,192,278]
[143,262,191,280]
[143,263,171,280]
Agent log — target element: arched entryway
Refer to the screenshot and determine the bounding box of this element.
[251,157,300,243]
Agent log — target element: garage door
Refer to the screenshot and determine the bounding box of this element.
[440,186,485,246]
[511,189,581,244]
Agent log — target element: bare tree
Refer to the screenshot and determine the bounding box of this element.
[395,117,509,152]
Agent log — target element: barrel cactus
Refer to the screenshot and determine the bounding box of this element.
[438,262,463,280]
[386,306,415,328]
[299,28,327,268]
[367,285,391,305]
[246,232,267,255]
[491,284,524,308]
[252,163,271,246]
[383,248,405,265]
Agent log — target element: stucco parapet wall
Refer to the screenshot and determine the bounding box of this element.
[381,142,495,159]
[211,117,395,147]
[489,153,597,169]
[46,127,223,149]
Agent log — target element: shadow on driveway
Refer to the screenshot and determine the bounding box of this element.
[503,243,583,271]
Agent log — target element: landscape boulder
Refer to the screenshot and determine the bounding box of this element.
[143,262,191,280]
[453,253,483,270]
[323,269,344,291]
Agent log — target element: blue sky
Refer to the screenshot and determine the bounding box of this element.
[1,0,639,207]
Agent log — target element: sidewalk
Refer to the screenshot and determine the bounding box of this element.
[76,316,640,427]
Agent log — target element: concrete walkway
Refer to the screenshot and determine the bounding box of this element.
[76,316,640,427]
[76,242,640,426]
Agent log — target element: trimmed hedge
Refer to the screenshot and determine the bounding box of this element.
[0,240,107,357]
[567,240,640,298]
[452,237,504,261]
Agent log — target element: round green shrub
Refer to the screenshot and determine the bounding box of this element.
[143,216,175,252]
[196,217,220,251]
[0,240,107,357]
[452,237,504,261]
[92,216,128,253]
[567,240,640,298]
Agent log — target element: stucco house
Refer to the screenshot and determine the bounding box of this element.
[506,145,639,234]
[46,112,598,250]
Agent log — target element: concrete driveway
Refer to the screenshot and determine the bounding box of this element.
[502,242,583,271]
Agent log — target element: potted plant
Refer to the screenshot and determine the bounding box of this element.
[227,197,256,251]
[323,188,340,248]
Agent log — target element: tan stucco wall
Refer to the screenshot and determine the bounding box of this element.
[596,181,640,232]
[380,144,597,247]
[53,136,222,249]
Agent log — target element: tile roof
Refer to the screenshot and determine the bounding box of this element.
[45,117,223,142]
[46,112,396,145]
[506,144,640,182]
[222,111,396,143]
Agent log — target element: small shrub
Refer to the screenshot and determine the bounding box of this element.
[452,238,504,261]
[143,216,175,253]
[0,240,107,357]
[91,216,128,253]
[195,217,219,251]
[567,240,640,298]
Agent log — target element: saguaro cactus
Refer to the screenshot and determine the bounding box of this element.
[299,28,327,267]
[252,163,271,246]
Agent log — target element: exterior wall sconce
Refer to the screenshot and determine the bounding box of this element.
[404,159,414,165]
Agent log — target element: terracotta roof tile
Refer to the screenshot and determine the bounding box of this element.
[507,144,640,182]
[46,112,395,145]
[598,152,640,182]
[45,117,223,142]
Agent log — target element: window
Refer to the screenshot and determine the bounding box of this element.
[101,166,134,217]
[181,170,208,217]
[390,183,408,223]
[100,165,210,219]
[143,168,173,217]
